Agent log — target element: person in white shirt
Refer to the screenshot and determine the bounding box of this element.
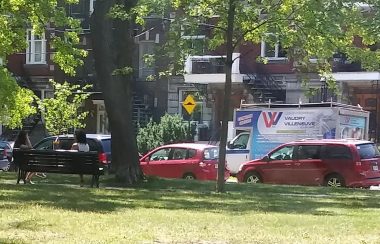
[71,129,90,186]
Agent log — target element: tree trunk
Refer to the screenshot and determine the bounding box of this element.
[217,0,236,193]
[91,0,143,184]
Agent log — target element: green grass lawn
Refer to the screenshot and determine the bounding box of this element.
[0,172,380,244]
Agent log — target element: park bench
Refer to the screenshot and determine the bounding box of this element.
[13,149,104,187]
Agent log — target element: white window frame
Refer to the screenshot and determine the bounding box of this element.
[260,34,286,61]
[26,29,47,64]
[90,0,96,14]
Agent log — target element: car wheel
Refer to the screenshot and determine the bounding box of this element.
[183,173,196,180]
[324,174,345,187]
[244,171,262,184]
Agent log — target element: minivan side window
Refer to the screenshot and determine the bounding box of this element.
[269,146,294,160]
[297,145,321,160]
[323,145,352,159]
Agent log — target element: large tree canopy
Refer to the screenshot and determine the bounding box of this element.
[0,0,86,128]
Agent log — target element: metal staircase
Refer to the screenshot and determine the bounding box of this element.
[132,93,152,130]
[244,73,286,103]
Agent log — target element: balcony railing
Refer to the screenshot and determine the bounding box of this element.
[191,59,225,74]
[184,53,243,84]
[332,61,363,72]
[332,56,363,72]
[185,53,240,74]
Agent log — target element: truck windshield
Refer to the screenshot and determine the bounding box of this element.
[204,147,219,160]
[356,143,380,159]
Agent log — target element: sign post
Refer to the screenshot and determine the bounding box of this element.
[182,95,196,141]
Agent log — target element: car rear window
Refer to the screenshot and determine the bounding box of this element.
[99,139,111,153]
[204,147,219,160]
[356,143,380,159]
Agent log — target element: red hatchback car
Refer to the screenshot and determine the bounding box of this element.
[140,143,230,181]
[237,139,380,187]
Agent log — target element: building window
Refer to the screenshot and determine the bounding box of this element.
[365,98,377,107]
[181,24,207,55]
[68,0,86,17]
[138,41,155,80]
[26,29,46,64]
[260,34,286,61]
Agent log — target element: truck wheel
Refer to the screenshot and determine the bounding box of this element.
[324,174,345,187]
[244,172,262,184]
[183,173,196,180]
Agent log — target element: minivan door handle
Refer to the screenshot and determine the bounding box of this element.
[294,162,301,166]
[285,163,292,166]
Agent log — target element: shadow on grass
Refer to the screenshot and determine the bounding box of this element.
[0,238,27,244]
[0,172,379,216]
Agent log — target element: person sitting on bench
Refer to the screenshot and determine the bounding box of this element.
[71,130,90,186]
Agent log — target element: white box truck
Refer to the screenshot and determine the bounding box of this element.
[226,102,370,174]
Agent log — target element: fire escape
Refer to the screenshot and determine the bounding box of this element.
[243,73,286,103]
[132,93,152,130]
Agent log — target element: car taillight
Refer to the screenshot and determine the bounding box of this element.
[98,153,107,164]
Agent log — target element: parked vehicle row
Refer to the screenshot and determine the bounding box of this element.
[4,133,380,187]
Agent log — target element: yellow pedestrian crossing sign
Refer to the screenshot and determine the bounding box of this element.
[182,95,196,115]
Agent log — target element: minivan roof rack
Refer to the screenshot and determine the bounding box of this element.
[239,100,365,111]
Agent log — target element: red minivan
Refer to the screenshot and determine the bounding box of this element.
[140,143,230,181]
[237,139,380,187]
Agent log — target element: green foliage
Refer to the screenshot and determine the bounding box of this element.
[0,0,87,128]
[111,66,134,76]
[137,114,189,153]
[0,67,37,129]
[38,80,92,135]
[136,0,380,90]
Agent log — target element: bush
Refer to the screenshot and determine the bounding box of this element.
[137,114,190,154]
